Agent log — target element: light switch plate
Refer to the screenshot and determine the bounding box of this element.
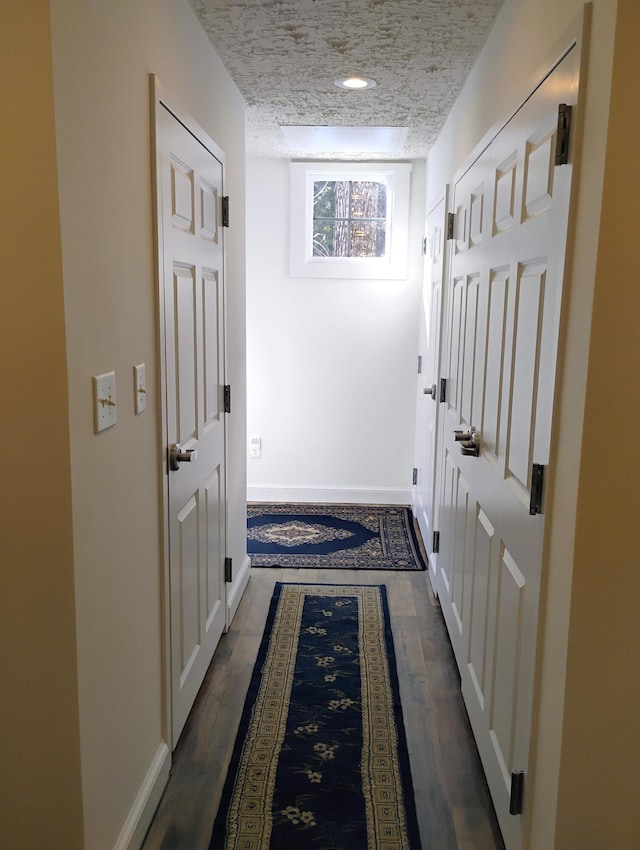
[93,372,117,433]
[134,363,147,414]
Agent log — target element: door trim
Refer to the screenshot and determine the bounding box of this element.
[149,74,228,749]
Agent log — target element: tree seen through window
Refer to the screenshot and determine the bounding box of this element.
[313,180,387,258]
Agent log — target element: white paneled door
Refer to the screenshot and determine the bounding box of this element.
[413,195,447,593]
[436,47,579,849]
[157,101,227,746]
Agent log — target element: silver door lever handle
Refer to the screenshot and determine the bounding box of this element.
[454,428,480,457]
[169,444,198,471]
[423,384,437,397]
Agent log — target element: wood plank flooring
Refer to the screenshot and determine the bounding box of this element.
[142,568,505,850]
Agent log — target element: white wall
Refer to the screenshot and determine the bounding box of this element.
[246,157,425,505]
[46,1,247,847]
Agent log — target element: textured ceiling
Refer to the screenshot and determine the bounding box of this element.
[190,0,504,159]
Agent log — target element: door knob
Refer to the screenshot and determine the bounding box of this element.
[169,444,198,471]
[423,384,437,398]
[454,427,480,457]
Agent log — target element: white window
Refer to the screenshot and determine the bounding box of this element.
[290,162,412,279]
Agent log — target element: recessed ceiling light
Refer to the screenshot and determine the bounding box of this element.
[334,76,377,90]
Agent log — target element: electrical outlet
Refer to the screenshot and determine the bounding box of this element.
[93,372,117,433]
[249,435,262,458]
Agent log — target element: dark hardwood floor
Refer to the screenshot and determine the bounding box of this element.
[142,567,505,850]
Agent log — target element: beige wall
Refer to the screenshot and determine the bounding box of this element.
[556,1,640,846]
[48,0,247,845]
[0,2,84,847]
[0,1,247,848]
[429,0,640,846]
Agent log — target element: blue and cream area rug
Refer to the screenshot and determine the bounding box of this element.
[210,583,422,849]
[247,504,427,571]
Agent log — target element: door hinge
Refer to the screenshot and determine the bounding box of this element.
[224,557,233,583]
[421,236,428,255]
[412,467,418,486]
[417,355,423,375]
[510,770,525,816]
[529,463,545,515]
[447,212,455,240]
[432,530,440,554]
[439,377,447,403]
[222,195,230,227]
[224,384,231,414]
[555,104,572,166]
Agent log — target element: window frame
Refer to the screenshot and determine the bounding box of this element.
[290,162,412,280]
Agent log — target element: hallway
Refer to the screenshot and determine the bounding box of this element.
[142,567,505,849]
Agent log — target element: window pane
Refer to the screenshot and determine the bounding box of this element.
[313,181,336,218]
[312,178,387,259]
[312,220,351,257]
[350,221,386,257]
[350,181,387,219]
[313,221,333,256]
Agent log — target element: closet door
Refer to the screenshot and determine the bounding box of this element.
[156,99,228,747]
[412,193,447,592]
[436,46,578,849]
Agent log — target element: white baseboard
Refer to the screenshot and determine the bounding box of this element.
[246,486,411,505]
[227,554,251,626]
[113,741,170,850]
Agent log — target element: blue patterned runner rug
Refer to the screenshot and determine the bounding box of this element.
[210,583,422,850]
[247,504,427,571]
